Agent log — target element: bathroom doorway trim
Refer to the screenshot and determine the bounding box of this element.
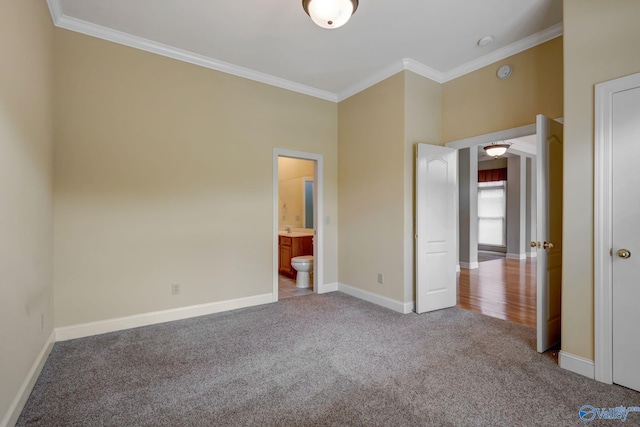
[273,148,324,301]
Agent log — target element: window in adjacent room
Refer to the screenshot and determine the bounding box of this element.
[478,180,506,246]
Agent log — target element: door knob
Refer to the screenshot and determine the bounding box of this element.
[543,242,554,250]
[530,241,538,248]
[617,249,631,259]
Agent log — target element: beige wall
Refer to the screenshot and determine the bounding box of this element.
[338,71,441,304]
[562,0,640,360]
[0,1,54,422]
[403,72,442,302]
[53,30,338,327]
[339,39,562,307]
[442,37,563,143]
[278,158,314,229]
[338,72,406,302]
[50,31,562,325]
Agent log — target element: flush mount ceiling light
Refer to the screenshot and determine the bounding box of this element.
[484,141,512,158]
[302,0,359,29]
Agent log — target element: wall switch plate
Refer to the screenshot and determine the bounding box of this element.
[377,273,384,284]
[171,284,181,295]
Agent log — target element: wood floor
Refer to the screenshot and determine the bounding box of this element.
[457,256,536,328]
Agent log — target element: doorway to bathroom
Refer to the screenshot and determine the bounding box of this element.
[273,149,324,301]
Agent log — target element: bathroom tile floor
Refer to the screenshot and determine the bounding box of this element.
[278,275,313,299]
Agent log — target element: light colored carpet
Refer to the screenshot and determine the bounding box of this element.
[18,292,640,426]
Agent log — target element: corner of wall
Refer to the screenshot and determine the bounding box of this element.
[0,333,55,427]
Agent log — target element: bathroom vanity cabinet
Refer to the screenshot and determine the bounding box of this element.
[278,235,313,278]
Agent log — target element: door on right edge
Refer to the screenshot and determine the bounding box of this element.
[612,83,640,392]
[536,114,563,353]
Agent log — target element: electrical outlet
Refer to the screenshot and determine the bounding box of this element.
[171,284,181,295]
[377,273,384,284]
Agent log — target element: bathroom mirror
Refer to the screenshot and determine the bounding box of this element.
[278,157,315,230]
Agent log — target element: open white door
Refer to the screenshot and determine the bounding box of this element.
[536,115,563,353]
[416,144,458,314]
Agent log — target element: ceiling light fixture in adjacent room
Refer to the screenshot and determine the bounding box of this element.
[484,141,512,158]
[302,0,359,29]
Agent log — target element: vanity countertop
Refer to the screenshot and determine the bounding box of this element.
[278,231,314,237]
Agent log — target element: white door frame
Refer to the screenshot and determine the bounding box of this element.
[594,71,640,384]
[273,148,324,301]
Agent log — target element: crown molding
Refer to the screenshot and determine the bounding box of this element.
[336,60,406,102]
[46,0,562,103]
[46,0,337,102]
[335,58,445,102]
[336,22,562,101]
[441,22,563,82]
[46,0,64,22]
[403,58,446,83]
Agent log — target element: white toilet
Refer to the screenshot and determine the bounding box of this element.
[291,255,314,289]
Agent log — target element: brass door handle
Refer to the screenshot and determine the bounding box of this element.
[530,241,538,248]
[543,242,554,250]
[617,249,631,259]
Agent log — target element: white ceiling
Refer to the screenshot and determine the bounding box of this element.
[48,0,563,102]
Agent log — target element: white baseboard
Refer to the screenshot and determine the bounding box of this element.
[318,282,338,293]
[403,301,415,313]
[456,264,461,273]
[526,251,538,258]
[55,293,273,341]
[1,331,55,427]
[478,249,507,254]
[559,351,595,379]
[459,262,479,269]
[506,253,527,260]
[338,283,411,314]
